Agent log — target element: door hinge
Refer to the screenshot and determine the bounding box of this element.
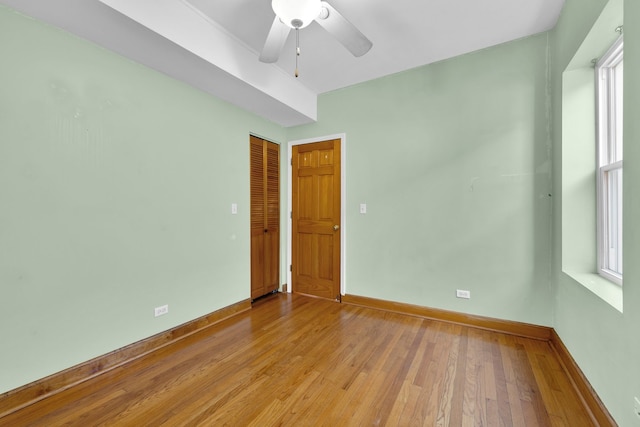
[290,158,293,166]
[289,265,292,272]
[337,294,342,303]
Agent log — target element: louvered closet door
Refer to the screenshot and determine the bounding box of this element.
[250,136,280,300]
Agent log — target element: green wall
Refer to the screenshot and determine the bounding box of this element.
[551,0,640,425]
[2,2,638,424]
[288,34,554,326]
[0,6,284,393]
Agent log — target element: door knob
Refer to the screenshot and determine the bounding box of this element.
[333,225,340,231]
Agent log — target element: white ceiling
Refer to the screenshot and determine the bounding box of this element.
[1,0,564,127]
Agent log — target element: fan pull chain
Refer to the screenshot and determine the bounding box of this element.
[295,27,300,78]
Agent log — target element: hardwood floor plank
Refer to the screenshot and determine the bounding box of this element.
[449,328,469,426]
[363,322,427,425]
[0,294,598,427]
[323,371,369,424]
[499,335,527,427]
[491,334,516,426]
[385,379,413,425]
[436,325,461,426]
[464,329,482,426]
[528,347,595,426]
[515,340,552,427]
[417,322,458,424]
[343,364,391,424]
[247,397,287,427]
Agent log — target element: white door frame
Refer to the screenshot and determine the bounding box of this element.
[287,133,347,296]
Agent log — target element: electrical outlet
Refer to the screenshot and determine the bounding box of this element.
[359,203,367,214]
[456,289,471,299]
[154,304,169,317]
[634,396,640,419]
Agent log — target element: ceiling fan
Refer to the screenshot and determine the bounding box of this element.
[259,0,373,66]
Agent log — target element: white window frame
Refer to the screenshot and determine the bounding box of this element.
[595,36,623,285]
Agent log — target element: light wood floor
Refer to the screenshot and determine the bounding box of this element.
[1,293,594,426]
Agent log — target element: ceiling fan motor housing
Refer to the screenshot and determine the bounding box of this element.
[260,0,373,64]
[271,0,321,29]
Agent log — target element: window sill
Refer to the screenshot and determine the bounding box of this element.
[563,271,623,313]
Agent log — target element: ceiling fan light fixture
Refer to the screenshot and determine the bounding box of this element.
[272,0,321,29]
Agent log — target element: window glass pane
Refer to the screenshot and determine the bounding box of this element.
[604,167,623,275]
[613,60,623,162]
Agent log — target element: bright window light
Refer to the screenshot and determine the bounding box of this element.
[596,36,623,285]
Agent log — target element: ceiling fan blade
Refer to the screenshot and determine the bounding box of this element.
[259,17,291,63]
[316,1,372,57]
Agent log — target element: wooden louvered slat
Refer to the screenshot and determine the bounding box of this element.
[250,138,265,229]
[266,144,279,229]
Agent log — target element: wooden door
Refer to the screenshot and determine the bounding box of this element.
[292,139,341,300]
[250,136,280,300]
